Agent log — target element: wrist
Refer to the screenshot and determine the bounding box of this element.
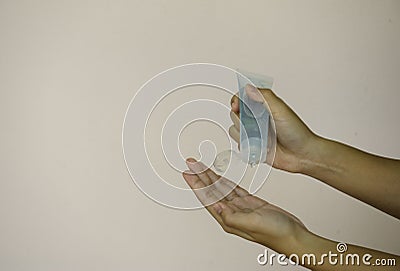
[297,232,339,270]
[298,135,337,177]
[283,229,339,270]
[272,225,317,258]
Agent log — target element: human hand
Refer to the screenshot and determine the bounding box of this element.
[182,158,309,254]
[230,85,319,173]
[182,158,400,270]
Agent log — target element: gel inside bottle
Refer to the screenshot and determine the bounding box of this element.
[238,70,272,166]
[213,70,273,172]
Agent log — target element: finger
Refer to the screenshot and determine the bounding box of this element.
[230,94,239,113]
[228,125,239,143]
[186,158,212,186]
[183,172,254,240]
[182,171,223,206]
[218,177,250,197]
[185,159,227,201]
[252,86,293,119]
[230,110,240,131]
[213,203,255,241]
[186,161,252,211]
[204,166,220,183]
[187,159,221,184]
[245,84,266,103]
[219,202,255,231]
[204,171,250,199]
[245,84,289,116]
[200,162,238,200]
[191,160,240,202]
[213,178,239,201]
[230,195,266,210]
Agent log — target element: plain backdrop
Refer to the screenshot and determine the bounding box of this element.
[0,1,399,270]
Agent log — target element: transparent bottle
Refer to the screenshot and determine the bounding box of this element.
[213,69,274,172]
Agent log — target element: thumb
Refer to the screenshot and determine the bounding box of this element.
[245,84,287,116]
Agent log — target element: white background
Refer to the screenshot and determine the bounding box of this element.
[0,1,399,270]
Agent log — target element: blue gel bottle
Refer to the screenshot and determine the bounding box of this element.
[237,70,273,166]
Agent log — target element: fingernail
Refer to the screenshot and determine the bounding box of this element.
[186,157,196,163]
[245,84,264,103]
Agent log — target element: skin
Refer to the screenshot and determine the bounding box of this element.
[182,84,400,270]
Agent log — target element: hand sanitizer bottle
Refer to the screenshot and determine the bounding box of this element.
[237,69,273,166]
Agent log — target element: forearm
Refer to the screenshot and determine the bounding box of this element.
[300,136,400,218]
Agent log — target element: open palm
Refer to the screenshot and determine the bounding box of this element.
[182,158,307,252]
